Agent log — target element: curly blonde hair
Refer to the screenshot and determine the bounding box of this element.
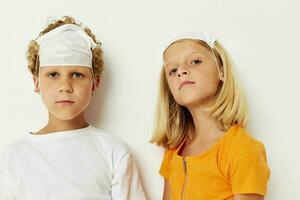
[26,16,104,78]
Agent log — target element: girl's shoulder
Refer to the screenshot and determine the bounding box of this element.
[220,125,270,195]
[221,125,267,160]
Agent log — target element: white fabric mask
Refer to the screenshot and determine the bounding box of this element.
[162,31,217,53]
[36,24,97,68]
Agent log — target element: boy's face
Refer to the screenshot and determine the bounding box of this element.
[33,66,99,120]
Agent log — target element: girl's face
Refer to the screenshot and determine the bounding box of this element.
[163,40,222,108]
[34,66,97,120]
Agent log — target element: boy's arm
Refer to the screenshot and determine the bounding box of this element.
[0,147,17,200]
[111,151,147,200]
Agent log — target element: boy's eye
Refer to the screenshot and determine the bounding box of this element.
[72,72,84,78]
[47,72,58,78]
[191,59,202,65]
[169,68,177,76]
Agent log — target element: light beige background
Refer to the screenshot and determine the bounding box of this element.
[0,0,299,199]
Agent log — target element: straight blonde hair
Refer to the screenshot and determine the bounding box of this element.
[150,39,248,149]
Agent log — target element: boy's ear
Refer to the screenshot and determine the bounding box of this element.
[92,76,101,93]
[33,76,40,93]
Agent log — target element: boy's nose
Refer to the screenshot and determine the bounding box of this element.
[59,87,73,94]
[58,79,73,94]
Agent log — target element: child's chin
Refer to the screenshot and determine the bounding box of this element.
[52,112,82,121]
[177,97,212,108]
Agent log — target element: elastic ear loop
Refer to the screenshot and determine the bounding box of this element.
[210,43,224,81]
[91,67,96,95]
[35,53,41,93]
[91,47,97,95]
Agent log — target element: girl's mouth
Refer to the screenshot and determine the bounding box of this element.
[179,81,195,90]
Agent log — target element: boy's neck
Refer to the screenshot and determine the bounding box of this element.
[35,112,89,134]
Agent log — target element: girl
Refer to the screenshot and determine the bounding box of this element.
[0,16,146,199]
[151,32,270,200]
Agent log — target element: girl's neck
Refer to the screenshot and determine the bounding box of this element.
[36,112,89,134]
[187,105,224,143]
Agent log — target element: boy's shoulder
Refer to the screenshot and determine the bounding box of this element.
[1,126,130,158]
[0,137,25,163]
[88,126,129,154]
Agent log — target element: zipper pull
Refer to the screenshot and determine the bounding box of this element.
[182,157,187,174]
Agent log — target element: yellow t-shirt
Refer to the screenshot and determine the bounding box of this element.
[160,125,270,200]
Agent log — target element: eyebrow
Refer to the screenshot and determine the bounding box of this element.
[164,51,205,68]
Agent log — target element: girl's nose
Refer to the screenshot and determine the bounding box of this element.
[177,66,189,77]
[177,71,188,77]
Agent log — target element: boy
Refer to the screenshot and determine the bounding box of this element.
[0,16,146,200]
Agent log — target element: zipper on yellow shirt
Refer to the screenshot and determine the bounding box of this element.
[181,157,188,200]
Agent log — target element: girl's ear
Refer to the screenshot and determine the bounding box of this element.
[219,70,224,81]
[92,76,101,94]
[33,76,40,93]
[218,65,224,81]
[213,53,224,82]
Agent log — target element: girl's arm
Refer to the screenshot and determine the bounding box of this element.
[234,194,264,200]
[162,178,171,200]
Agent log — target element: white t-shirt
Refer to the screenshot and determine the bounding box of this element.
[0,125,146,200]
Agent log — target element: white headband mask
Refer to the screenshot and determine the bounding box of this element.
[36,24,97,68]
[162,31,217,53]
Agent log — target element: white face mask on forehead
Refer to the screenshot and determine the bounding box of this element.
[162,30,217,53]
[36,24,97,68]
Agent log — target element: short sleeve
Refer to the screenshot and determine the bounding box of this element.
[0,147,18,200]
[111,151,146,200]
[230,141,270,195]
[159,149,174,179]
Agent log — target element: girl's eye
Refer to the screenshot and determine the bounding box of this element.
[169,68,177,76]
[72,72,84,78]
[47,72,58,78]
[191,59,202,65]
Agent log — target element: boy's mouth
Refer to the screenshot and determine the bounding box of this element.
[55,100,75,105]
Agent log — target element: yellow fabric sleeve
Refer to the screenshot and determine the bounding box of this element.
[230,141,271,195]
